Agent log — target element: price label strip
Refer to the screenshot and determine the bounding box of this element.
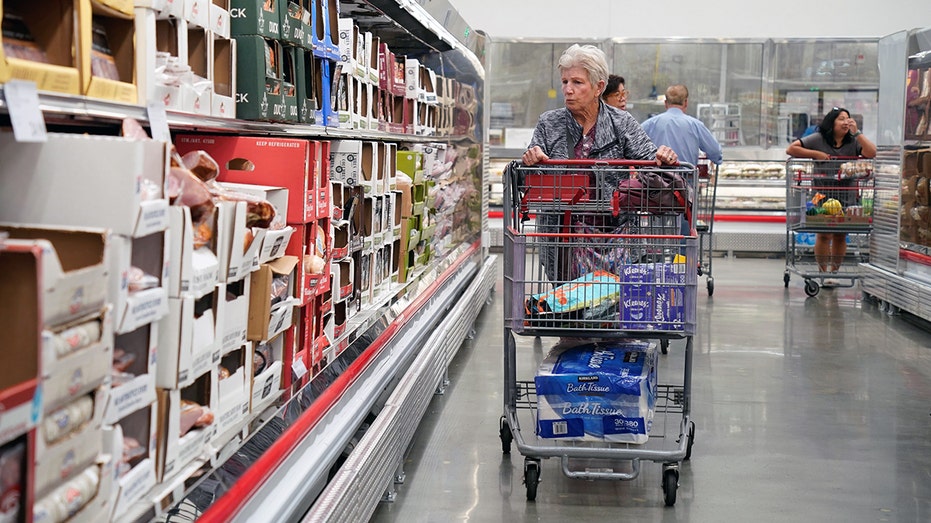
[3,80,48,143]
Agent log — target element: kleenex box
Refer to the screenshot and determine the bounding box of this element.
[535,342,657,444]
[621,264,652,330]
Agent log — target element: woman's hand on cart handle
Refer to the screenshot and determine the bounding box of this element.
[522,146,549,166]
[655,145,679,166]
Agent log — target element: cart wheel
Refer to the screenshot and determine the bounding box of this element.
[662,468,679,506]
[523,459,540,501]
[783,272,790,288]
[660,339,669,355]
[804,279,820,297]
[684,421,696,461]
[707,278,714,297]
[499,416,512,454]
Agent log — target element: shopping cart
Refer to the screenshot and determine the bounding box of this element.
[695,160,718,295]
[498,159,698,506]
[784,157,874,297]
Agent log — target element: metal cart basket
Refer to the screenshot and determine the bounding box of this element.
[696,160,719,295]
[784,157,874,297]
[498,159,698,506]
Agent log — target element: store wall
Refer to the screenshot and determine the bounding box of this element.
[453,0,931,40]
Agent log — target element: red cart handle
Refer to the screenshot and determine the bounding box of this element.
[538,159,685,167]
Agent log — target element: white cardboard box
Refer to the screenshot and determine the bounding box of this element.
[106,405,158,519]
[109,232,170,335]
[217,182,294,266]
[156,374,216,481]
[136,10,189,107]
[337,18,357,75]
[210,1,231,38]
[105,323,159,424]
[185,0,210,28]
[330,139,362,185]
[216,200,262,284]
[251,335,284,413]
[0,133,170,239]
[157,292,220,389]
[168,205,220,300]
[210,34,236,118]
[212,346,249,445]
[34,386,107,499]
[331,257,353,302]
[41,307,114,413]
[404,57,420,100]
[0,225,111,328]
[217,276,250,355]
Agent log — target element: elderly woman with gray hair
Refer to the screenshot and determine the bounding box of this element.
[521,44,678,283]
[522,44,677,167]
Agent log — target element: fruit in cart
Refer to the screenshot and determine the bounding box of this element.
[822,198,843,215]
[811,192,826,206]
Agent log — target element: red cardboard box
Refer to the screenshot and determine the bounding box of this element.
[285,223,329,306]
[316,140,332,219]
[174,135,320,224]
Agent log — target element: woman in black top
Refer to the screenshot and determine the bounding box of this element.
[786,107,876,276]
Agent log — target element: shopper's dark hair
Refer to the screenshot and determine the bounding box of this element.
[819,107,853,145]
[602,74,626,100]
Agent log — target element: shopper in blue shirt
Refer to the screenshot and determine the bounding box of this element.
[641,84,723,168]
[642,84,722,239]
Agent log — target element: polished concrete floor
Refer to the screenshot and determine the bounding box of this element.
[370,257,931,522]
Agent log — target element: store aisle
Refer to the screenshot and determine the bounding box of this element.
[370,257,931,522]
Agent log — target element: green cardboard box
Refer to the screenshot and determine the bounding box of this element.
[396,150,423,183]
[301,0,314,49]
[230,0,281,39]
[281,45,299,122]
[234,36,285,121]
[281,0,304,46]
[295,48,318,124]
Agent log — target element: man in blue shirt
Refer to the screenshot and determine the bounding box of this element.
[641,84,723,168]
[641,84,722,239]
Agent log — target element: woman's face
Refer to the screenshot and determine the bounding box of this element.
[561,66,603,114]
[833,111,852,136]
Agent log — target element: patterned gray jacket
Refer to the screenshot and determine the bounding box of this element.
[529,101,658,163]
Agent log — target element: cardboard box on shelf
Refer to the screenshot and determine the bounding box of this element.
[336,18,356,75]
[155,371,215,481]
[109,232,169,335]
[157,290,220,389]
[251,332,284,413]
[293,46,317,124]
[78,0,138,104]
[248,255,299,342]
[216,182,294,265]
[134,10,187,109]
[396,149,423,185]
[309,0,337,60]
[214,200,261,283]
[0,133,170,239]
[185,24,212,114]
[231,35,284,121]
[0,0,81,93]
[211,345,249,446]
[283,318,308,391]
[41,307,114,413]
[331,257,353,303]
[105,404,157,519]
[330,299,346,339]
[280,46,299,122]
[184,0,210,28]
[299,0,312,50]
[209,34,236,118]
[217,276,250,354]
[366,33,378,85]
[33,387,107,500]
[209,0,231,38]
[229,0,280,39]
[0,225,110,328]
[404,57,420,100]
[280,0,303,46]
[284,223,327,306]
[391,237,401,283]
[105,323,158,424]
[33,455,114,523]
[167,205,220,300]
[0,242,41,447]
[331,221,349,261]
[175,134,318,224]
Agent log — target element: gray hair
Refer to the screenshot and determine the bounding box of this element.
[558,44,609,91]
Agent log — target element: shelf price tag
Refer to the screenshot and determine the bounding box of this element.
[291,358,309,380]
[3,80,47,143]
[147,101,172,143]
